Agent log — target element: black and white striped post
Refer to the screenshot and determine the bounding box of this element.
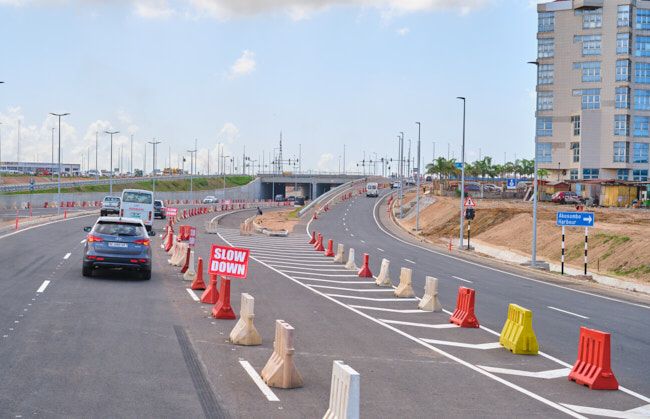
[584,227,589,276]
[561,226,565,275]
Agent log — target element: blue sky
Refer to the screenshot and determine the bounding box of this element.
[0,0,541,174]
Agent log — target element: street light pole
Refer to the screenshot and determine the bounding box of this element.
[148,140,161,195]
[398,132,404,219]
[50,112,70,215]
[105,130,119,196]
[51,127,55,181]
[187,139,197,200]
[415,122,421,231]
[528,61,540,267]
[457,97,466,248]
[95,132,98,180]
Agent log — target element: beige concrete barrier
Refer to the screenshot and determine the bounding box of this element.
[229,293,262,346]
[418,276,442,312]
[173,243,189,267]
[333,243,346,264]
[394,267,415,298]
[345,248,358,271]
[205,220,219,234]
[261,319,303,389]
[375,258,392,287]
[183,250,196,281]
[167,241,181,264]
[323,360,360,419]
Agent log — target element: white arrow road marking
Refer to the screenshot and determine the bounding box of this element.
[548,306,589,319]
[419,339,502,350]
[379,319,458,329]
[239,360,280,402]
[477,366,571,379]
[186,288,200,302]
[560,403,650,418]
[348,305,426,314]
[36,280,50,293]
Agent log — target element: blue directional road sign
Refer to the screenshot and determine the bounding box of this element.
[556,211,595,227]
[506,178,517,190]
[454,162,463,169]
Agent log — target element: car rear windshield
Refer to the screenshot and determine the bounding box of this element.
[94,221,145,237]
[154,201,163,207]
[104,197,120,202]
[122,192,152,204]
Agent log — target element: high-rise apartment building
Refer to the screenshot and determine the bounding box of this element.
[536,0,650,182]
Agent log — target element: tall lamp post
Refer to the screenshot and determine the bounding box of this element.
[105,130,119,196]
[398,132,405,219]
[50,112,70,215]
[528,61,540,267]
[148,139,161,195]
[415,121,422,231]
[456,97,466,248]
[187,139,197,200]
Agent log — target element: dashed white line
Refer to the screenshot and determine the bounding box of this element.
[36,280,50,293]
[377,248,384,252]
[404,259,415,264]
[452,275,473,284]
[239,360,280,402]
[350,234,355,237]
[186,288,200,302]
[63,252,71,260]
[547,306,589,319]
[360,240,366,244]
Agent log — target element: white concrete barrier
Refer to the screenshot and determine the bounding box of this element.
[323,360,360,419]
[375,258,392,287]
[229,293,262,346]
[394,267,415,298]
[345,248,358,270]
[333,244,346,264]
[418,276,442,312]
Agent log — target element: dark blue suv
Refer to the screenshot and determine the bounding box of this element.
[82,217,152,280]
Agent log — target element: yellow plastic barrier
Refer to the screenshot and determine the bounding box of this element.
[499,304,539,355]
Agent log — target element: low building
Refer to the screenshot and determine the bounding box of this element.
[0,161,81,175]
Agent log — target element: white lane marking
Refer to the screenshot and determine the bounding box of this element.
[379,319,458,329]
[63,252,71,260]
[404,259,415,264]
[268,265,350,272]
[477,366,571,380]
[345,228,349,231]
[293,277,375,284]
[348,305,426,314]
[309,285,394,293]
[369,193,650,311]
[325,294,418,302]
[186,288,200,302]
[360,239,366,243]
[239,360,280,402]
[0,213,96,241]
[80,239,86,244]
[280,271,359,277]
[36,280,50,293]
[265,261,336,268]
[452,275,473,284]
[377,248,384,252]
[547,306,589,319]
[560,403,650,418]
[350,234,355,237]
[419,339,502,350]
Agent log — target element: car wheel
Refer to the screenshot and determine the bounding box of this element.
[82,265,92,277]
[140,270,151,280]
[100,210,105,216]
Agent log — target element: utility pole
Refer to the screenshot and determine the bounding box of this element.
[105,130,119,196]
[187,139,197,198]
[398,132,404,218]
[528,61,541,267]
[51,127,55,181]
[130,134,133,175]
[148,139,161,195]
[415,122,422,231]
[457,97,467,248]
[50,112,70,215]
[95,132,98,180]
[343,144,346,175]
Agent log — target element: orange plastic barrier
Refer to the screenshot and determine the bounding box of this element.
[449,287,480,328]
[568,327,619,390]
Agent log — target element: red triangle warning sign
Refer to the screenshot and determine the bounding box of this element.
[464,196,476,207]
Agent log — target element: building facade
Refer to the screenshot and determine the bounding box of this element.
[536,0,650,182]
[0,161,80,175]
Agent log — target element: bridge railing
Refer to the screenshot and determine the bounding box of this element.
[298,178,367,218]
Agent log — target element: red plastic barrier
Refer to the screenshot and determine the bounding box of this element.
[181,248,191,273]
[191,257,206,291]
[325,239,334,257]
[212,278,236,319]
[165,233,174,252]
[358,253,373,277]
[315,234,325,252]
[201,274,219,304]
[568,327,619,390]
[449,287,480,328]
[308,231,317,245]
[44,202,48,208]
[312,212,318,220]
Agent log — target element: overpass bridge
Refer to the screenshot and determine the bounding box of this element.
[257,173,366,200]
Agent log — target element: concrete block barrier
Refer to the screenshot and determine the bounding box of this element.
[168,242,182,265]
[229,293,262,346]
[499,304,538,355]
[172,243,188,267]
[569,327,618,390]
[333,243,346,264]
[261,320,303,389]
[345,248,358,271]
[323,360,360,419]
[183,250,197,281]
[418,276,442,312]
[375,258,392,287]
[205,220,219,234]
[394,267,415,297]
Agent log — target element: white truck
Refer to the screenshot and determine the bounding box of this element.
[366,182,379,197]
[120,189,155,232]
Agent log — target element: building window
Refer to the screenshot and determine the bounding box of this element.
[536,143,552,163]
[635,62,650,83]
[634,89,650,110]
[536,117,552,136]
[537,91,553,111]
[637,9,650,30]
[575,35,601,56]
[617,169,629,180]
[617,33,631,55]
[634,116,649,137]
[633,169,649,181]
[633,142,649,163]
[618,5,632,27]
[582,8,602,29]
[570,169,579,180]
[539,12,554,32]
[538,64,554,85]
[571,116,581,136]
[538,38,554,58]
[615,115,630,136]
[571,142,580,163]
[614,141,630,163]
[581,89,600,110]
[617,59,631,81]
[616,87,630,109]
[574,61,600,82]
[583,168,600,180]
[636,36,650,57]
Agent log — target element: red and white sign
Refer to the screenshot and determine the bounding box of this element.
[189,227,197,248]
[464,196,477,207]
[208,244,250,279]
[224,199,231,205]
[166,207,178,217]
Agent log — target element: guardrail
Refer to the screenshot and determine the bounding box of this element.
[298,178,367,217]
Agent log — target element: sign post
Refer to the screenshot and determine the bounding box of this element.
[464,198,476,251]
[556,212,595,275]
[189,226,197,248]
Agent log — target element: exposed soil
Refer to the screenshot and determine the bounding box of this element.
[254,208,300,233]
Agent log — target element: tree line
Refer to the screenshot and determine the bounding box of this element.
[425,157,545,180]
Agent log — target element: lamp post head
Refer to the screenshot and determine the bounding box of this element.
[527,61,539,66]
[456,97,466,101]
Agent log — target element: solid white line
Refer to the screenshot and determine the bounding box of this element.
[377,248,384,252]
[379,319,458,329]
[560,403,650,418]
[63,252,71,260]
[478,366,571,380]
[309,285,394,293]
[36,280,50,293]
[293,277,375,284]
[80,239,87,244]
[281,271,359,277]
[269,265,350,272]
[419,339,502,350]
[348,305,426,314]
[239,360,280,402]
[326,294,417,302]
[452,275,473,284]
[547,306,589,319]
[265,261,336,268]
[186,288,200,302]
[404,259,415,264]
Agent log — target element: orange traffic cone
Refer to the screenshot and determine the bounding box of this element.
[325,239,335,257]
[358,253,373,278]
[191,257,206,290]
[308,231,317,245]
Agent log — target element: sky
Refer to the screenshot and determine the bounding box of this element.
[0,0,544,174]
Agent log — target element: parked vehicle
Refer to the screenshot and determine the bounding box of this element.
[551,191,583,204]
[464,183,481,192]
[154,200,166,219]
[274,194,286,202]
[294,197,305,206]
[366,182,379,197]
[391,181,401,189]
[286,196,296,202]
[100,196,121,217]
[82,217,152,280]
[120,189,155,232]
[202,196,217,203]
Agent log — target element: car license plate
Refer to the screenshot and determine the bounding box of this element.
[108,242,128,248]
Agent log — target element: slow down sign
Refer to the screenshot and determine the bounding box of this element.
[208,244,251,279]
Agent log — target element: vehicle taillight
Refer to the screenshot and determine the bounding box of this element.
[135,239,150,246]
[120,209,124,217]
[148,211,152,221]
[87,234,103,243]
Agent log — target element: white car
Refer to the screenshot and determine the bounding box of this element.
[203,196,217,203]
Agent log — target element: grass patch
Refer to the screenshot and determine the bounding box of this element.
[287,208,302,219]
[594,232,630,246]
[612,264,650,277]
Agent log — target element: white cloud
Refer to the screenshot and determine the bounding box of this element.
[218,122,240,143]
[317,153,334,170]
[229,50,256,79]
[396,26,409,36]
[133,0,175,19]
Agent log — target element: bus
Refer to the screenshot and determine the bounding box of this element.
[120,189,155,232]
